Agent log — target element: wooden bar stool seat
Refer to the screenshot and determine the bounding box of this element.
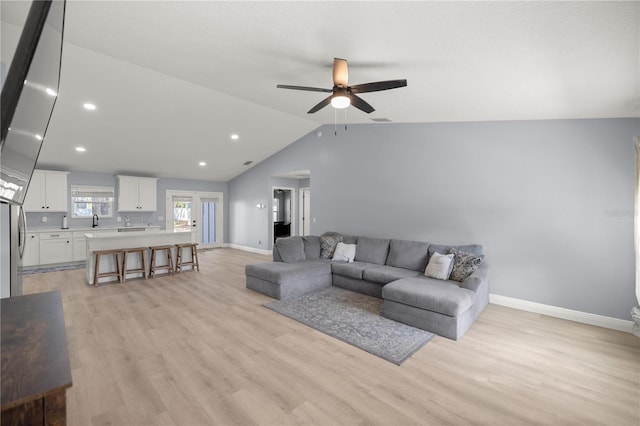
[93,249,122,286]
[149,245,174,278]
[122,247,147,282]
[175,243,199,273]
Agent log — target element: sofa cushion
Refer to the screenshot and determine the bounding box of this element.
[332,261,377,280]
[302,235,321,259]
[275,237,305,262]
[386,239,431,271]
[448,248,484,282]
[320,231,343,259]
[424,252,455,280]
[382,277,476,317]
[363,265,421,284]
[332,242,356,262]
[354,237,390,265]
[246,260,331,284]
[429,243,483,259]
[342,235,358,244]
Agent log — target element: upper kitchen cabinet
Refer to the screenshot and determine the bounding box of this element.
[117,175,157,212]
[23,170,69,212]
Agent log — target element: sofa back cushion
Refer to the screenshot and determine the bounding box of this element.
[354,237,390,265]
[386,239,431,271]
[275,236,306,262]
[428,243,483,259]
[302,235,321,259]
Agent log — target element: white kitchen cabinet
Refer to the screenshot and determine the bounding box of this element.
[72,232,87,261]
[23,170,69,212]
[39,231,72,264]
[22,233,40,267]
[117,175,157,212]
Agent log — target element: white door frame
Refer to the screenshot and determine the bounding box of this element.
[271,186,296,242]
[165,190,224,248]
[299,187,311,236]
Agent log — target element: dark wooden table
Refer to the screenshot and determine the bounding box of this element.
[1,290,72,425]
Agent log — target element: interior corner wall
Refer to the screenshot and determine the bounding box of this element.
[229,118,640,320]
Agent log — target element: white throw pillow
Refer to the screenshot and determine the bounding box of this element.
[332,242,357,263]
[424,252,455,280]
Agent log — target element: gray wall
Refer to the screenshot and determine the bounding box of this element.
[26,171,230,242]
[229,118,640,320]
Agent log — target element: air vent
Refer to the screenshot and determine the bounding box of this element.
[370,117,392,122]
[243,160,253,166]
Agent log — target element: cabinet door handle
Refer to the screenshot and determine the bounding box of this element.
[50,234,59,237]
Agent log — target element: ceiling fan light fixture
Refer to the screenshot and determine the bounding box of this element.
[331,95,350,109]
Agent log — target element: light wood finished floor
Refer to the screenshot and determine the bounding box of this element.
[23,248,640,426]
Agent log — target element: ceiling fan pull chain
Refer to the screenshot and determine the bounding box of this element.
[345,108,348,132]
[334,108,338,136]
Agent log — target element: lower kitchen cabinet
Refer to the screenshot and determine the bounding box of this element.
[39,232,73,265]
[73,232,87,261]
[23,233,40,267]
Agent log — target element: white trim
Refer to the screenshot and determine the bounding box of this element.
[490,294,634,333]
[227,243,271,256]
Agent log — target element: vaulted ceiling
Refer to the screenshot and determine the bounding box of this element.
[2,1,638,181]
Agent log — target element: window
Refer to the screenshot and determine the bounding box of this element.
[71,185,114,218]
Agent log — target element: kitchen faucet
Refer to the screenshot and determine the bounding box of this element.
[92,214,99,228]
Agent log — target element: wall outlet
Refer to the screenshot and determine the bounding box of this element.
[117,216,122,222]
[41,216,47,223]
[312,217,316,223]
[158,216,163,221]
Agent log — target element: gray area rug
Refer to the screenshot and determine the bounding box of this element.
[264,287,435,365]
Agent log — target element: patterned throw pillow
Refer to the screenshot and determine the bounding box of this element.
[320,231,343,259]
[449,248,484,282]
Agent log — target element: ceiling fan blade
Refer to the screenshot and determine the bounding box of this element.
[349,79,407,94]
[277,84,332,93]
[307,95,333,113]
[333,58,349,88]
[349,94,375,114]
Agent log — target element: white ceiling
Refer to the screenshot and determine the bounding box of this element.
[2,1,639,182]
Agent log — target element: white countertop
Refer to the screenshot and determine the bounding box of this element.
[84,230,176,238]
[29,226,161,233]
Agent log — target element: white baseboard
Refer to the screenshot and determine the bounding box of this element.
[227,244,271,256]
[490,294,634,333]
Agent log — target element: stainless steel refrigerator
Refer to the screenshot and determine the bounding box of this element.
[0,0,65,298]
[0,203,25,298]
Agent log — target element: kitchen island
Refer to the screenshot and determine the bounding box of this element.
[85,230,193,284]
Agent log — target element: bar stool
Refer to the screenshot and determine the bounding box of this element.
[149,245,174,278]
[93,249,122,286]
[175,243,199,273]
[122,247,147,282]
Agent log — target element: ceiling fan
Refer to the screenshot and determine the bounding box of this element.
[277,58,407,114]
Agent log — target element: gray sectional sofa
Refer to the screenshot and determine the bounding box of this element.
[245,234,489,340]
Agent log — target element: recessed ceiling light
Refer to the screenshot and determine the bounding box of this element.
[34,134,43,141]
[83,103,96,110]
[45,88,57,97]
[199,161,206,166]
[75,146,86,152]
[230,134,239,141]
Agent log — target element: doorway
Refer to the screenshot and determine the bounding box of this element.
[272,187,295,242]
[166,190,224,249]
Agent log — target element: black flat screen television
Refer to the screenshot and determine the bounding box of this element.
[0,0,66,205]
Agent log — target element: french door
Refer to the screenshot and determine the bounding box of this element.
[166,191,223,249]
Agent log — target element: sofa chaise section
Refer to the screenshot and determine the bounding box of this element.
[382,262,490,340]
